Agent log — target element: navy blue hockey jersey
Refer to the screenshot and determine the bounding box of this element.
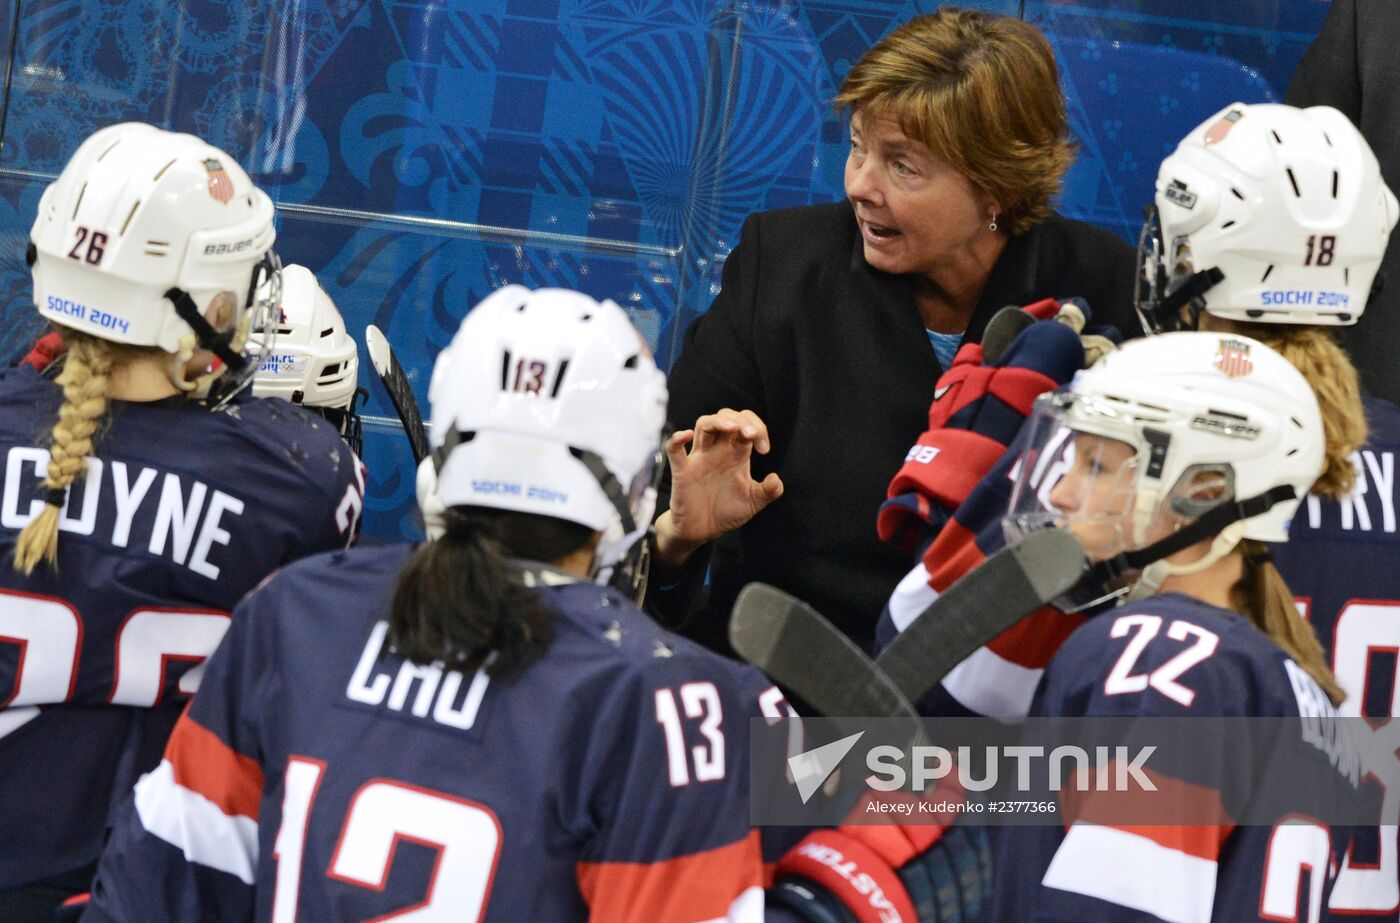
[0,364,363,888]
[1272,395,1400,920]
[988,593,1367,923]
[83,545,787,923]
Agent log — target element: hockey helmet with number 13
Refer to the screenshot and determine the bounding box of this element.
[428,285,667,589]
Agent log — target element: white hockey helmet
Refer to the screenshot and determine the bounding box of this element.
[1006,333,1323,600]
[1138,103,1397,332]
[250,265,363,451]
[428,285,668,577]
[30,122,281,402]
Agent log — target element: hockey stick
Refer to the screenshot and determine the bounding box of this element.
[730,529,1087,717]
[365,325,430,464]
[731,582,925,721]
[875,528,1086,701]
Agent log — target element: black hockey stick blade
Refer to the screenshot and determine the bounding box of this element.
[730,582,922,721]
[365,324,430,464]
[980,305,1037,365]
[875,529,1088,704]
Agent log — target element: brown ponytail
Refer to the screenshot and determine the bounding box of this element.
[1253,326,1366,499]
[14,331,114,574]
[1231,540,1344,706]
[388,508,594,679]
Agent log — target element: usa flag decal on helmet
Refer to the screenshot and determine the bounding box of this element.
[203,158,234,204]
[1214,337,1253,377]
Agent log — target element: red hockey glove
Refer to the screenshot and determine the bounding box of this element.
[768,787,990,923]
[877,299,1086,556]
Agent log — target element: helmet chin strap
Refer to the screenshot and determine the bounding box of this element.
[1086,484,1295,601]
[1125,524,1246,601]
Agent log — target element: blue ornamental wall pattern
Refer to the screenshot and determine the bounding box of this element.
[0,1,1330,540]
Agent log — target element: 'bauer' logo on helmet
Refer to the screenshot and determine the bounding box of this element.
[1213,338,1253,378]
[1163,179,1197,210]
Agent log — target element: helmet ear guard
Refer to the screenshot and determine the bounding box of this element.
[1135,204,1225,334]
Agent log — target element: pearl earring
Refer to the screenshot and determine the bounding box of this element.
[989,213,999,232]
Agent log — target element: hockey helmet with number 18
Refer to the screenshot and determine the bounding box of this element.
[29,122,281,404]
[428,285,668,582]
[1138,103,1397,333]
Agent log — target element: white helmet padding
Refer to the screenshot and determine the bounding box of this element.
[1140,103,1398,331]
[428,285,668,574]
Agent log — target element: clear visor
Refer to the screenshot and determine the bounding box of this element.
[1134,206,1167,334]
[1005,395,1144,562]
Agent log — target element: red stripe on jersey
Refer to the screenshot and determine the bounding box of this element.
[1061,764,1235,860]
[165,715,264,821]
[926,519,983,591]
[984,605,1086,669]
[576,830,764,923]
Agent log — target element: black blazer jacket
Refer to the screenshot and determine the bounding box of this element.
[662,200,1138,652]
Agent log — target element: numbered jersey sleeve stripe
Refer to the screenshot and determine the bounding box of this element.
[164,714,264,821]
[1043,823,1218,923]
[576,830,765,923]
[133,760,259,885]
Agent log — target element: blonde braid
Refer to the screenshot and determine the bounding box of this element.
[1256,326,1366,499]
[14,333,114,573]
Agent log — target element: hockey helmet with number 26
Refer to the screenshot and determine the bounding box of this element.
[428,285,668,579]
[29,122,281,403]
[1138,103,1397,332]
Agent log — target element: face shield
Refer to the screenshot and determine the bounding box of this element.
[1004,393,1149,610]
[1135,205,1223,336]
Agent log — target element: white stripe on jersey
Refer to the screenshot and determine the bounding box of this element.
[699,885,765,923]
[888,562,1043,720]
[1043,824,1216,923]
[135,759,259,884]
[888,563,938,632]
[941,647,1042,721]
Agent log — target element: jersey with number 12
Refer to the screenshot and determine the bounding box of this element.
[84,544,783,923]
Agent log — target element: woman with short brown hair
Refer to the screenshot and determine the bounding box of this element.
[654,7,1139,652]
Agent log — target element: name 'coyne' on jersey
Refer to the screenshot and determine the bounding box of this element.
[1,446,245,579]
